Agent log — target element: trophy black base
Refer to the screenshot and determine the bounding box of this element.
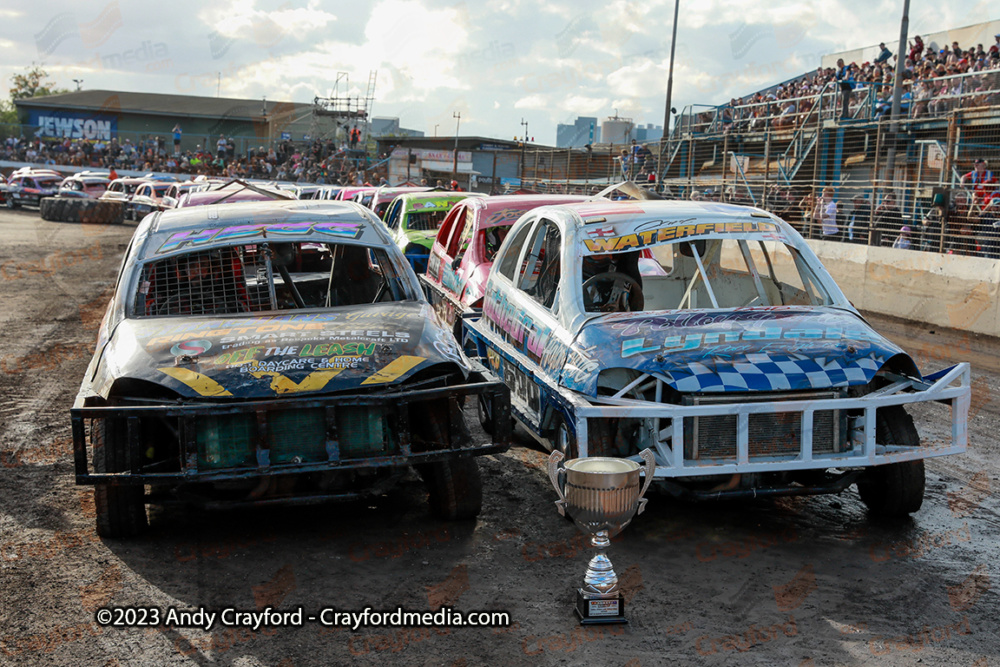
[575,590,627,625]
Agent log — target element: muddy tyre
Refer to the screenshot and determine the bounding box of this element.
[93,419,148,538]
[857,406,925,517]
[40,198,124,224]
[420,457,483,520]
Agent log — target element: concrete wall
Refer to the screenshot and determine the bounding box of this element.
[822,19,1000,69]
[807,239,1000,336]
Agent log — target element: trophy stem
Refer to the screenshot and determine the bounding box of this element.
[583,530,618,596]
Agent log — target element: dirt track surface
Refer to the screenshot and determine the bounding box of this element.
[1,207,999,666]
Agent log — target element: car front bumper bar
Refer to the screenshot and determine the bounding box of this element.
[71,380,511,485]
[565,363,971,478]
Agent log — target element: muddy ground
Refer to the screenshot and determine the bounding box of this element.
[1,207,998,666]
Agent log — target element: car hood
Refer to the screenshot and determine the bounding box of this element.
[97,302,467,399]
[562,307,914,396]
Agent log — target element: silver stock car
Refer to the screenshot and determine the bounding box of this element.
[72,200,509,537]
[464,199,970,516]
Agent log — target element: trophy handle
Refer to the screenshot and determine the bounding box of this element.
[547,449,568,516]
[636,448,656,515]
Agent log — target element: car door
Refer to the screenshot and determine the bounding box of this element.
[482,216,561,429]
[427,204,463,287]
[442,207,476,300]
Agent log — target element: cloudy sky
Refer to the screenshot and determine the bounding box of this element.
[1,1,997,144]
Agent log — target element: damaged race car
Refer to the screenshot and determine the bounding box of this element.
[72,199,510,537]
[464,199,970,517]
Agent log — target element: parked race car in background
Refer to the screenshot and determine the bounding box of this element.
[55,172,110,199]
[100,177,152,219]
[383,191,485,272]
[129,181,173,220]
[71,199,510,537]
[464,197,971,517]
[4,168,62,208]
[369,185,433,219]
[422,194,587,333]
[161,181,209,210]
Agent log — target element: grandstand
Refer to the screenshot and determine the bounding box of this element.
[518,19,1000,259]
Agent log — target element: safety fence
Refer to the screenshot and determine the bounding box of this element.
[516,104,1000,260]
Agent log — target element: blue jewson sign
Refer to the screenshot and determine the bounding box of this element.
[27,110,118,141]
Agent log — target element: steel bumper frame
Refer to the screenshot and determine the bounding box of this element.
[465,315,970,479]
[72,379,512,486]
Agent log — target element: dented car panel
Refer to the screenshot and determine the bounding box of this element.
[464,199,970,504]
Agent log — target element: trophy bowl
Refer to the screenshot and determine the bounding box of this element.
[549,448,656,624]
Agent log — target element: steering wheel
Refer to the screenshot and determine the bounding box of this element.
[582,271,644,312]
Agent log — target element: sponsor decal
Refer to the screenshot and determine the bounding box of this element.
[156,221,365,253]
[32,115,116,141]
[583,220,781,253]
[170,339,212,356]
[621,326,885,358]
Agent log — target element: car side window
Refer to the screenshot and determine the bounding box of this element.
[436,206,463,252]
[496,220,534,281]
[24,179,35,189]
[385,200,402,228]
[516,219,561,310]
[447,209,476,260]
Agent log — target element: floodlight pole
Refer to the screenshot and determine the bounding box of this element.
[884,0,909,186]
[452,111,461,179]
[656,0,680,189]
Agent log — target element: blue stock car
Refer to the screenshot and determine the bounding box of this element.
[464,198,971,516]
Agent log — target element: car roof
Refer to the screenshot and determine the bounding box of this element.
[397,192,484,211]
[139,200,393,258]
[547,200,794,254]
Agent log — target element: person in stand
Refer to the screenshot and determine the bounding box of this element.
[961,159,997,209]
[835,58,855,119]
[871,193,902,247]
[843,194,870,244]
[815,187,841,241]
[915,204,943,253]
[874,42,893,65]
[892,226,913,249]
[172,124,182,155]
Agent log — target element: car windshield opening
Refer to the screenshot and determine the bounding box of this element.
[133,242,407,317]
[406,209,449,231]
[583,237,834,313]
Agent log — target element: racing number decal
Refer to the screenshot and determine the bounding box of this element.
[487,350,540,421]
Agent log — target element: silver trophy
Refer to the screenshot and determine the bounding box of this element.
[548,448,656,624]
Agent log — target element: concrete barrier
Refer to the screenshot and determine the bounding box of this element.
[807,239,1000,337]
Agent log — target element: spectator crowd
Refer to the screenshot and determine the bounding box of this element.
[1,133,388,186]
[707,33,1000,131]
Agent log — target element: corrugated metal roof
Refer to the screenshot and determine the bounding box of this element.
[14,89,311,121]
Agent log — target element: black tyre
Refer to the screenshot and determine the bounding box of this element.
[856,406,925,517]
[420,457,483,520]
[93,419,148,538]
[477,393,494,434]
[40,198,124,224]
[550,412,577,458]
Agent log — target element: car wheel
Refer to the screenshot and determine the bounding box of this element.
[92,418,148,538]
[856,406,925,517]
[419,457,483,520]
[477,394,494,435]
[551,412,577,458]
